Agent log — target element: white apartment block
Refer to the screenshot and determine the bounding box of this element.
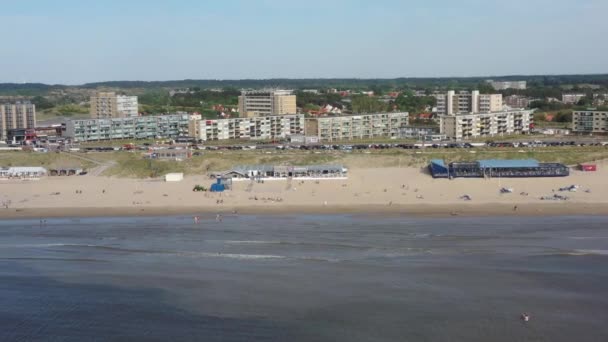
[189,115,304,141]
[435,90,502,115]
[0,102,36,140]
[562,93,586,105]
[305,112,409,142]
[116,95,139,117]
[237,90,296,117]
[440,110,532,140]
[572,110,608,133]
[90,92,139,119]
[487,80,527,90]
[66,114,190,142]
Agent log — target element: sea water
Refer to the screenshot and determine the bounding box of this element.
[1,214,607,341]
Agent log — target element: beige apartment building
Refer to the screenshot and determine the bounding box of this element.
[90,92,139,119]
[189,115,304,141]
[237,90,296,117]
[435,90,502,115]
[440,109,532,140]
[572,110,608,133]
[305,112,409,142]
[0,102,36,140]
[504,95,535,108]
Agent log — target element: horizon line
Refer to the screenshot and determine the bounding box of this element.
[2,72,608,87]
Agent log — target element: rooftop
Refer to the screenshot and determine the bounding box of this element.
[478,159,539,169]
[227,164,346,176]
[430,159,446,167]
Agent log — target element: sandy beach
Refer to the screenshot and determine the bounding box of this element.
[1,160,607,219]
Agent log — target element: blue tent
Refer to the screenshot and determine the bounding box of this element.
[210,178,225,192]
[429,159,449,178]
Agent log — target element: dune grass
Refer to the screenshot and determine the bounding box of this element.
[3,146,607,178]
[0,151,95,169]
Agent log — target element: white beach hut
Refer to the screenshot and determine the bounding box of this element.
[165,173,184,182]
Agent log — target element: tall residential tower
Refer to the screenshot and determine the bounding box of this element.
[435,90,502,115]
[90,92,139,119]
[238,90,296,117]
[0,102,36,141]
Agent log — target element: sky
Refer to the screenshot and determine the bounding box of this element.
[0,0,606,84]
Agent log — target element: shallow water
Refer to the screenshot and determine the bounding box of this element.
[1,214,607,341]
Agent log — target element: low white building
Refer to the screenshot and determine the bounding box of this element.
[216,164,348,180]
[562,93,586,105]
[440,110,533,140]
[289,135,320,144]
[0,166,47,179]
[487,80,527,90]
[165,173,184,182]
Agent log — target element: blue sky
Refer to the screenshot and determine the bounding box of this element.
[0,0,606,84]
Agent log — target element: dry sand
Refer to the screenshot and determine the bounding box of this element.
[1,160,607,219]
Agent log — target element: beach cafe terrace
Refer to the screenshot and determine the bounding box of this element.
[429,159,570,179]
[213,164,348,180]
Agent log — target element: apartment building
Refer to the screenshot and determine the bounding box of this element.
[90,92,139,119]
[435,90,502,115]
[593,93,608,107]
[478,94,503,113]
[487,80,527,90]
[0,102,36,141]
[188,115,304,141]
[237,90,296,117]
[305,112,409,142]
[504,95,536,108]
[562,93,586,105]
[66,114,190,142]
[572,110,608,133]
[440,110,532,140]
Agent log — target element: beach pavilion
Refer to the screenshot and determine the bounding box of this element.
[429,159,570,178]
[213,164,348,180]
[0,167,48,179]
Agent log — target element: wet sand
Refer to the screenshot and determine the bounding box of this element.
[1,202,608,219]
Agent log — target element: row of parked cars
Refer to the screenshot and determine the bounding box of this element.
[74,139,608,154]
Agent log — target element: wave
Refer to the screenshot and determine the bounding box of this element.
[296,256,342,263]
[223,240,282,245]
[3,243,165,254]
[4,243,289,261]
[173,252,286,260]
[222,240,372,250]
[569,249,608,256]
[548,249,608,256]
[0,257,105,262]
[3,242,428,263]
